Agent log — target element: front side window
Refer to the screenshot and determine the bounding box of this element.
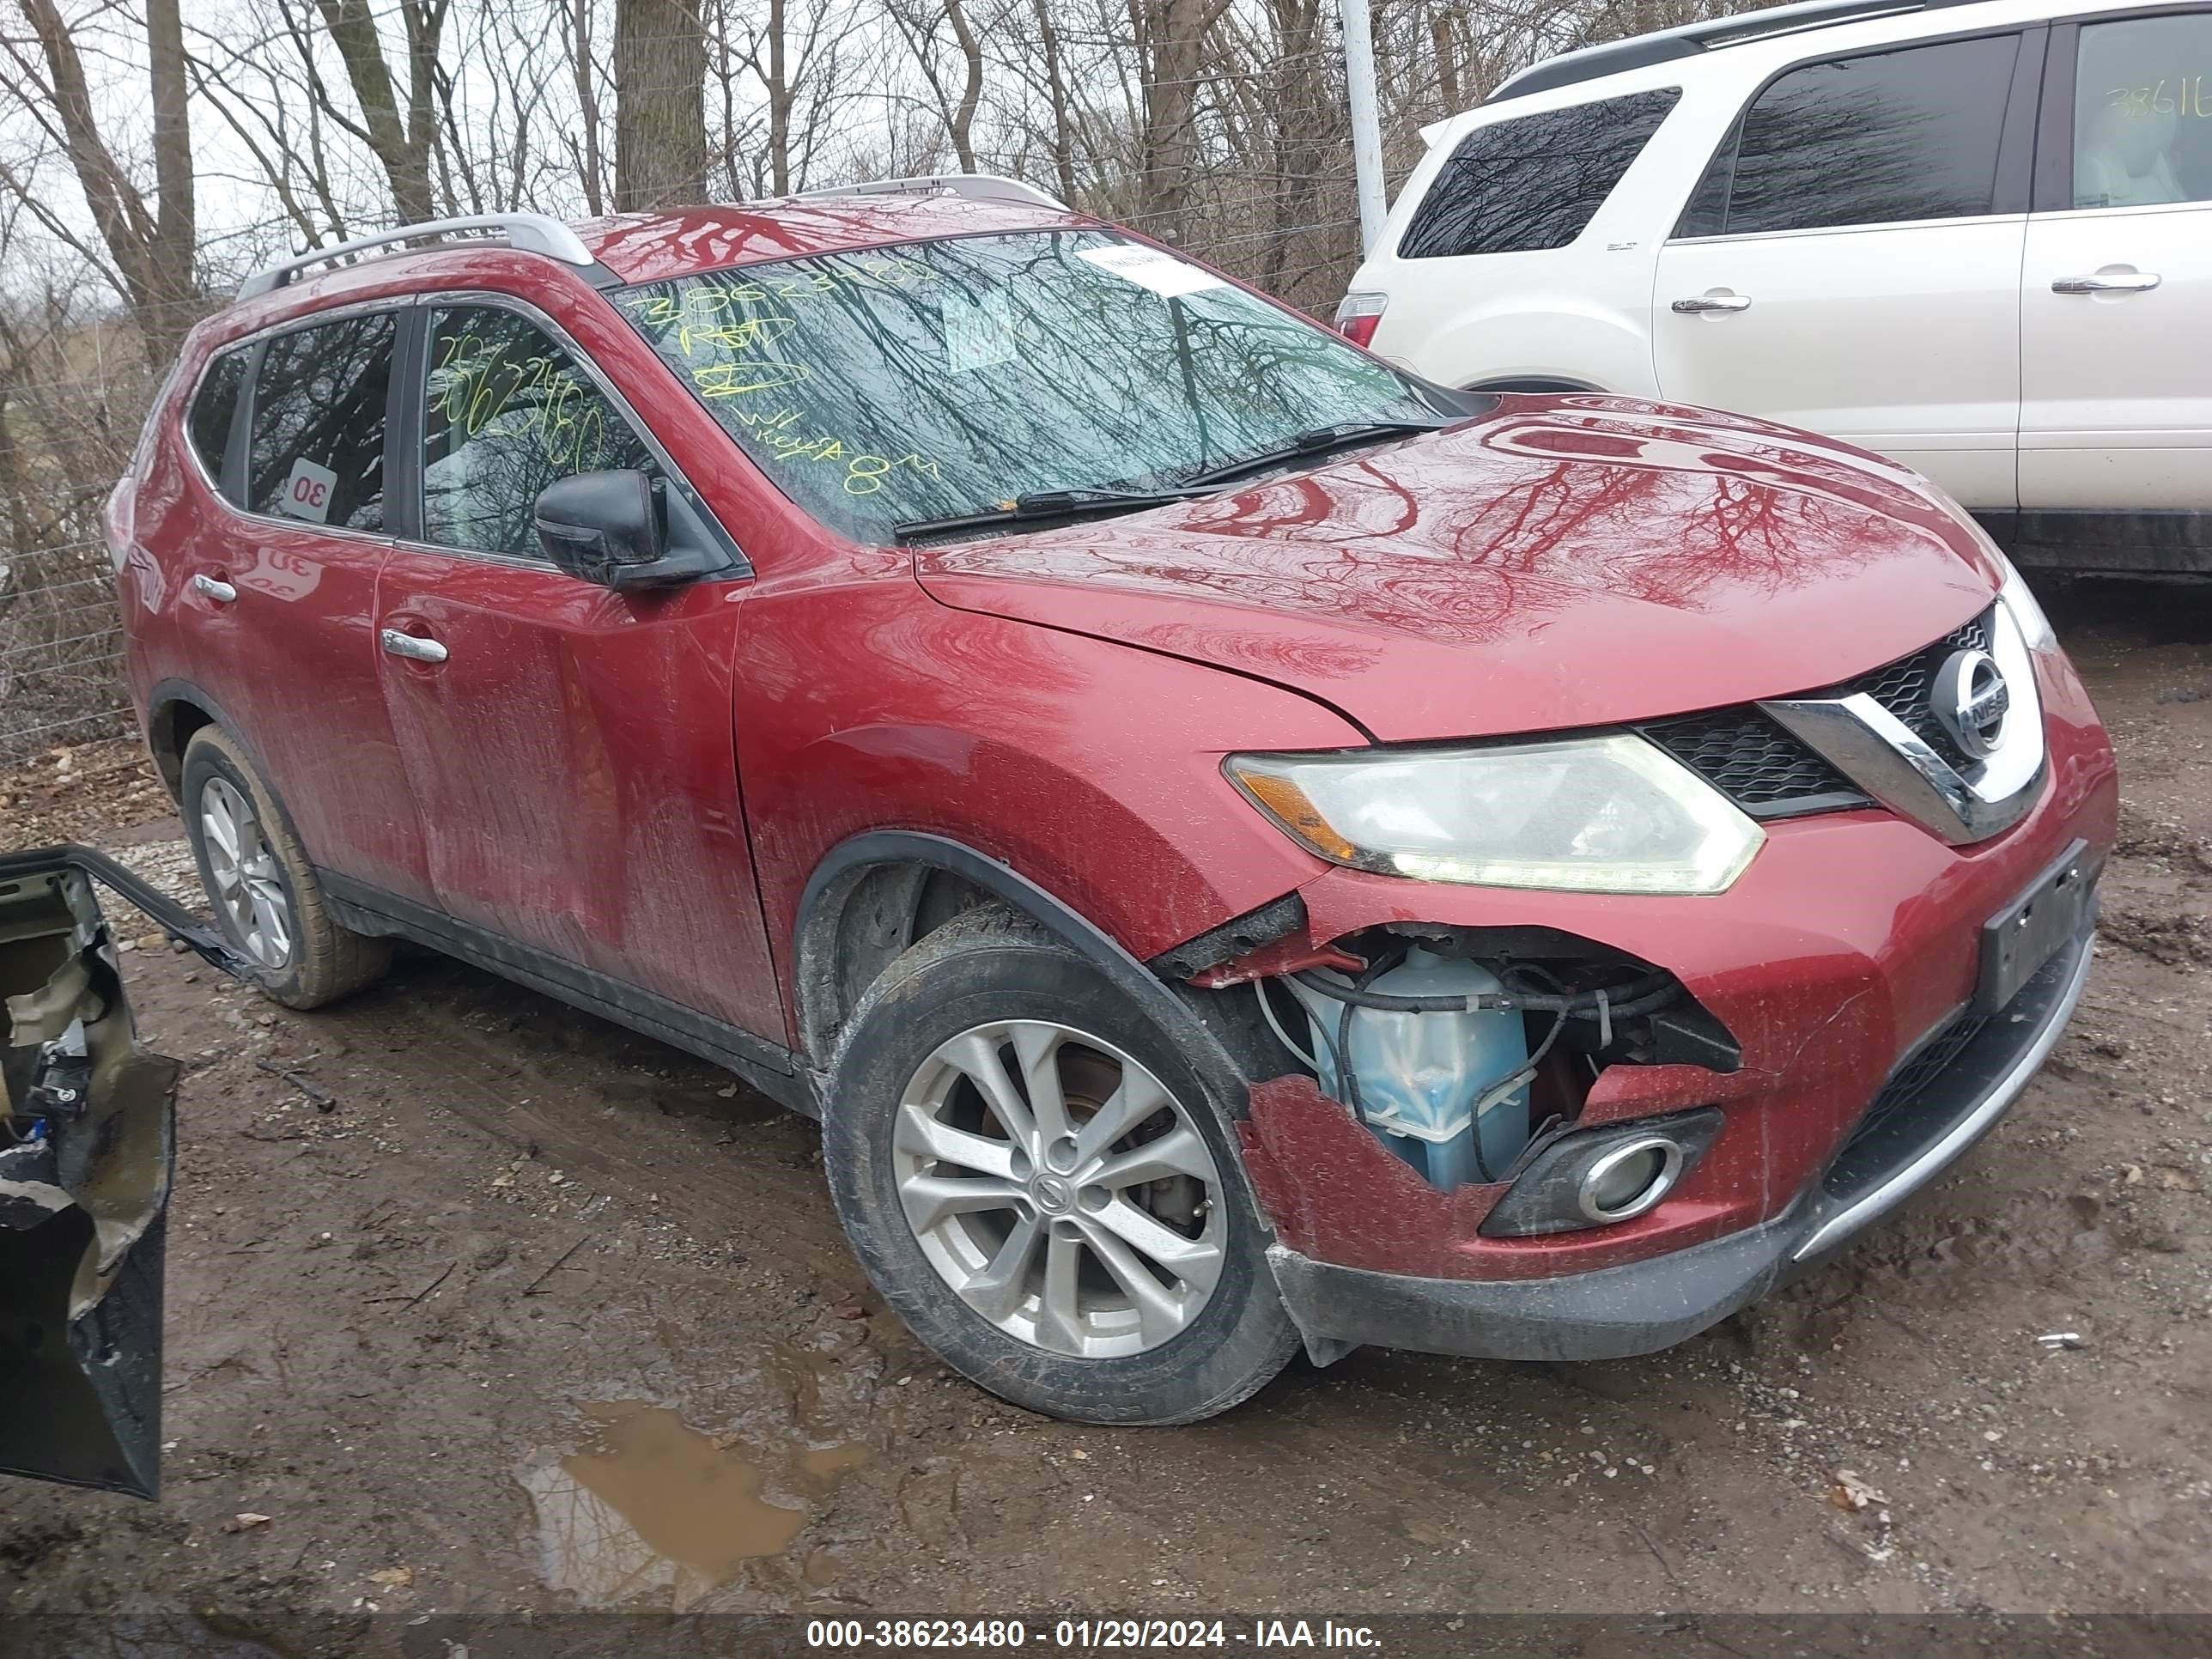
[617,230,1448,544]
[187,348,246,494]
[421,306,657,559]
[2073,15,2212,209]
[1401,89,1680,258]
[1686,34,2020,237]
[246,312,395,530]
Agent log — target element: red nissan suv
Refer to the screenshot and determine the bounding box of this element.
[100,179,2117,1426]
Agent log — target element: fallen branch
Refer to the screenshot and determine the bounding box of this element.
[521,1237,588,1296]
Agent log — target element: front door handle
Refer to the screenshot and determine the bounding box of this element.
[380,628,448,665]
[2052,271,2161,295]
[191,574,237,604]
[1672,293,1752,314]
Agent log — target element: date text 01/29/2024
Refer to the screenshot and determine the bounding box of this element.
[804,1621,1383,1650]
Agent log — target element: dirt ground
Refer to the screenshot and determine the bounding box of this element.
[3,580,2209,1650]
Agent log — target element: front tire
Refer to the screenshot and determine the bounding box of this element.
[821,908,1298,1424]
[180,725,391,1009]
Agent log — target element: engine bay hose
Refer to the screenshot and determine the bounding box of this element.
[1287,966,1676,1020]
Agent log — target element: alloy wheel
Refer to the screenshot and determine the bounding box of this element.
[891,1019,1227,1358]
[199,775,294,970]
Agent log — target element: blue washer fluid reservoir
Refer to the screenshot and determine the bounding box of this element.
[1285,946,1531,1190]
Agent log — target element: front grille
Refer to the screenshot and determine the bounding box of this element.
[1640,609,1993,820]
[1640,708,1869,817]
[1832,613,1990,770]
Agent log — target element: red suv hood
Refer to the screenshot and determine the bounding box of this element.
[914,397,2002,743]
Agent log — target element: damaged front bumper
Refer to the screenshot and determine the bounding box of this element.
[0,845,233,1498]
[1266,918,2094,1364]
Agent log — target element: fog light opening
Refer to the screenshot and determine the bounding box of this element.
[1575,1135,1685,1223]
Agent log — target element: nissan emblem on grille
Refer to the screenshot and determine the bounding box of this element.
[1931,648,2010,760]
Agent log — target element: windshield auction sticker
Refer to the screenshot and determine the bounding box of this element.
[1075,245,1229,299]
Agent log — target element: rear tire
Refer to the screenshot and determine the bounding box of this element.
[821,908,1298,1424]
[180,726,391,1009]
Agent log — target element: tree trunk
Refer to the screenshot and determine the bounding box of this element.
[17,0,197,353]
[1134,0,1225,243]
[615,0,708,210]
[571,0,608,214]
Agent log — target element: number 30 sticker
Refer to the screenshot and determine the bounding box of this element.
[279,458,339,522]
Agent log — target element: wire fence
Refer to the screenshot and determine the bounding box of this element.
[0,0,1769,763]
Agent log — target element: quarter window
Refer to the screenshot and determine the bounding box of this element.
[421,306,656,560]
[186,349,246,495]
[1400,89,1680,258]
[2073,15,2212,209]
[1684,35,2020,236]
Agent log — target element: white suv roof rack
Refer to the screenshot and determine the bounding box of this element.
[238,211,600,301]
[791,173,1068,211]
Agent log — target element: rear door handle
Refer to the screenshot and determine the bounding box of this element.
[2051,272,2161,295]
[380,628,448,665]
[191,574,237,604]
[1671,294,1752,314]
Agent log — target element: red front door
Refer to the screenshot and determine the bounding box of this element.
[370,298,785,1045]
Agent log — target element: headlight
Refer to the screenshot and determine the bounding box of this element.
[1225,734,1765,895]
[1993,550,2057,653]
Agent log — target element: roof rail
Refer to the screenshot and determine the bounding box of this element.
[237,211,599,301]
[791,173,1068,211]
[1484,0,1990,104]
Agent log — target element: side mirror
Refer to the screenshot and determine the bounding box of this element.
[533,470,714,591]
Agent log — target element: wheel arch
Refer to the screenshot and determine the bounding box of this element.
[143,679,253,804]
[793,831,1267,1118]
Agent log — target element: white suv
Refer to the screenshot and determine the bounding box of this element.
[1340,0,2212,575]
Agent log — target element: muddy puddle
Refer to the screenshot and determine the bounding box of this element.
[521,1401,866,1607]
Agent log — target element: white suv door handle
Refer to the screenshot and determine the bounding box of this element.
[2051,272,2161,295]
[380,628,448,665]
[1671,294,1752,314]
[191,574,237,604]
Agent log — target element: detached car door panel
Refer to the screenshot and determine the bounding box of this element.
[0,854,179,1498]
[2020,9,2212,514]
[373,301,786,1045]
[1653,31,2039,511]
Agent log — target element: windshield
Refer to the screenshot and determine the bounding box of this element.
[614,229,1454,543]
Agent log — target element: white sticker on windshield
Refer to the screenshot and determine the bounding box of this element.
[277,458,338,522]
[1076,245,1228,299]
[941,288,1020,374]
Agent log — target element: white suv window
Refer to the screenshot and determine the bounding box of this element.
[1399,89,1679,258]
[2074,14,2212,208]
[1679,34,2021,236]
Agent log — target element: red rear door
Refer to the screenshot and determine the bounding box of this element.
[173,308,432,902]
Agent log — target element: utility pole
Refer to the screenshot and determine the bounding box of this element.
[1338,0,1387,254]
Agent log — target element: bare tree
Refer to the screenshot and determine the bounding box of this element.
[9,0,197,350]
[310,0,450,222]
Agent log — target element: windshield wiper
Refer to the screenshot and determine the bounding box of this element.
[892,485,1211,543]
[1174,417,1456,490]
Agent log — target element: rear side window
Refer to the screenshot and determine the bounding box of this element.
[1399,89,1680,258]
[186,349,246,492]
[1684,35,2020,237]
[246,312,397,531]
[420,305,656,560]
[2073,14,2212,208]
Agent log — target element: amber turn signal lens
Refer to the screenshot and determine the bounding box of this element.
[1231,769,1360,864]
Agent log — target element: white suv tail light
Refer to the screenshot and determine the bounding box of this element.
[1334,291,1389,349]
